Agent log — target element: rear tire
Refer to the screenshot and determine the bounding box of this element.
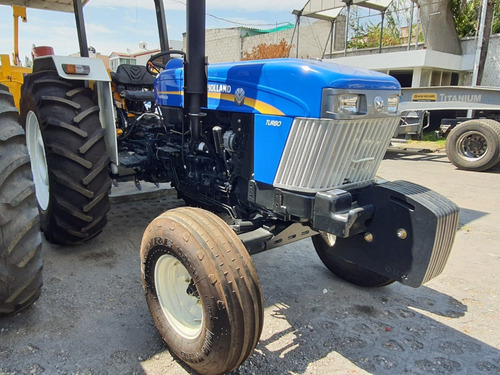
[446,119,500,172]
[312,233,395,288]
[0,84,43,314]
[141,207,263,375]
[20,72,110,244]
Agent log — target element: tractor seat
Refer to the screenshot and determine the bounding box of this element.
[111,64,155,102]
[121,90,155,102]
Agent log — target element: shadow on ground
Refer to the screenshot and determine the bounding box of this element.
[384,149,500,174]
[1,194,498,375]
[237,242,499,374]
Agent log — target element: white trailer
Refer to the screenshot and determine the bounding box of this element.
[398,86,500,172]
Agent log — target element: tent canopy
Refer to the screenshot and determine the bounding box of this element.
[0,0,90,13]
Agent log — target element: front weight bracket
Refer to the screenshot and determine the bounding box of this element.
[327,180,459,287]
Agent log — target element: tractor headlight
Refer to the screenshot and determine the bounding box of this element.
[338,94,360,114]
[388,94,400,114]
[323,88,392,118]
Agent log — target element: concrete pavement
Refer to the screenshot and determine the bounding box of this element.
[1,152,499,375]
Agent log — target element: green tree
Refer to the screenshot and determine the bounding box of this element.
[451,0,499,37]
[493,0,500,33]
[347,3,403,49]
[451,0,480,37]
[347,20,402,49]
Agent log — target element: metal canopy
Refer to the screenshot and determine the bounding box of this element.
[0,0,90,13]
[300,0,393,21]
[355,0,394,12]
[293,0,394,58]
[301,1,344,21]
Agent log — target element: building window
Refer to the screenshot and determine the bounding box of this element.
[120,58,136,65]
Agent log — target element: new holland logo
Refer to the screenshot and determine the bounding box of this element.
[234,88,245,106]
[374,96,384,112]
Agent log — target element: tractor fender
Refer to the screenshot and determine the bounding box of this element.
[32,55,110,82]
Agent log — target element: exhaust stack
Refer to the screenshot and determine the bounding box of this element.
[185,0,207,140]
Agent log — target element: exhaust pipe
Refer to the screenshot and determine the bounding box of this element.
[185,0,207,140]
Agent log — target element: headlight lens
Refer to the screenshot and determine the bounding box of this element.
[338,94,360,114]
[388,94,400,113]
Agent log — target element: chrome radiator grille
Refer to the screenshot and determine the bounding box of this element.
[274,117,400,192]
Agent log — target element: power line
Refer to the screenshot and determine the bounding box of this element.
[167,0,292,28]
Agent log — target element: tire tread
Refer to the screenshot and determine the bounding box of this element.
[446,119,500,171]
[0,83,43,315]
[20,73,110,244]
[141,207,263,375]
[312,234,395,288]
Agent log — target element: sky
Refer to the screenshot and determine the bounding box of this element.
[0,0,307,63]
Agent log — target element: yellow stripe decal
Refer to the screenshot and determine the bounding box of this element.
[157,91,183,96]
[157,91,284,116]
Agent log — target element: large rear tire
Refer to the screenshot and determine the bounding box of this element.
[446,119,500,172]
[141,207,263,375]
[0,84,43,314]
[20,72,110,244]
[312,232,395,288]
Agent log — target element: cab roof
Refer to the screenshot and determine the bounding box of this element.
[0,0,90,13]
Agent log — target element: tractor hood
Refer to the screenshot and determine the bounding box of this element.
[155,58,401,118]
[0,0,89,12]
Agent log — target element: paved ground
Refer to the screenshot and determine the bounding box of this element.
[1,151,499,375]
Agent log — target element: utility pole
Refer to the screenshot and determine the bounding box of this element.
[472,0,494,86]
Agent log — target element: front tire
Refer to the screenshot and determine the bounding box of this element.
[20,72,110,244]
[446,119,500,172]
[312,233,395,288]
[141,207,263,375]
[0,84,43,314]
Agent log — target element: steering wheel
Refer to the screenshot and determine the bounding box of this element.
[147,50,186,76]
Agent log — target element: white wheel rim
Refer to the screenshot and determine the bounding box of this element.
[457,131,488,161]
[25,111,50,211]
[155,254,203,339]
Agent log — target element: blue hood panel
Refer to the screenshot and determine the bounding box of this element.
[155,58,400,118]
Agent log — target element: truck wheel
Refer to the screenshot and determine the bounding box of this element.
[0,84,43,314]
[20,72,110,244]
[446,119,500,172]
[141,207,263,375]
[312,233,395,287]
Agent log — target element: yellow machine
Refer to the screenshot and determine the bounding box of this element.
[0,6,32,108]
[1,0,101,317]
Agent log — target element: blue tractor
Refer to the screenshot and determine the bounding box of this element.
[134,4,459,374]
[8,1,458,374]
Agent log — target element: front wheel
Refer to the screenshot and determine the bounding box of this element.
[446,119,500,172]
[312,233,395,288]
[141,207,263,375]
